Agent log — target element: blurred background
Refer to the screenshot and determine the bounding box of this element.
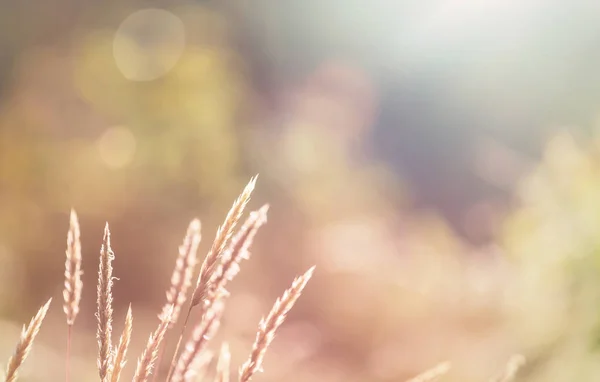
[2,0,600,381]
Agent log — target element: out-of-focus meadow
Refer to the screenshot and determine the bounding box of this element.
[2,0,600,381]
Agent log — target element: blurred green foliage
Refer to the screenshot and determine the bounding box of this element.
[502,132,600,381]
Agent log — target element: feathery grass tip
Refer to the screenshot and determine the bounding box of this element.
[63,209,83,326]
[171,302,224,382]
[239,266,315,382]
[204,204,269,310]
[5,298,52,382]
[97,223,115,381]
[162,218,201,326]
[191,175,257,308]
[110,305,133,382]
[133,305,173,382]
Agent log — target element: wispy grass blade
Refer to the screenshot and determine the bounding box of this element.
[203,205,268,311]
[133,305,173,382]
[162,218,202,325]
[63,208,83,325]
[168,176,257,382]
[97,223,115,381]
[5,298,52,382]
[153,219,201,382]
[171,302,223,382]
[191,175,257,309]
[110,305,133,382]
[239,266,315,382]
[63,209,83,382]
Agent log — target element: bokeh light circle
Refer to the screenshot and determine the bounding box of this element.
[113,8,185,81]
[97,126,137,168]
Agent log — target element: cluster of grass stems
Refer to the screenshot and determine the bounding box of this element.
[1,177,525,382]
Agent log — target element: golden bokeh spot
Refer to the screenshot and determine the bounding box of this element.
[97,126,137,168]
[113,9,185,81]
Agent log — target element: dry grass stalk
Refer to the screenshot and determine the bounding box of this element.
[63,209,83,325]
[239,266,315,382]
[405,362,451,382]
[63,209,83,382]
[216,343,231,382]
[110,305,133,382]
[4,180,319,382]
[204,205,269,311]
[133,305,174,382]
[97,223,115,381]
[167,177,257,381]
[191,175,257,308]
[171,302,224,382]
[489,354,526,382]
[162,218,202,325]
[153,219,202,382]
[4,298,52,382]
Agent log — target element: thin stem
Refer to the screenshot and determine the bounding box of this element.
[165,307,192,382]
[66,324,72,382]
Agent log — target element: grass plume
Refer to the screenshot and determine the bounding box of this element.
[239,266,315,382]
[63,209,82,326]
[171,302,223,382]
[153,219,202,382]
[203,205,269,311]
[162,218,202,325]
[167,176,258,381]
[191,175,257,309]
[4,299,52,382]
[63,209,83,382]
[97,223,115,381]
[133,305,173,382]
[2,177,318,382]
[110,305,133,382]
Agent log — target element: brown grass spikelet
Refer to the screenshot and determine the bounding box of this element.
[204,204,269,310]
[4,298,52,382]
[97,223,115,381]
[162,218,201,326]
[171,302,224,382]
[133,305,173,382]
[489,354,526,382]
[216,342,231,382]
[63,209,82,326]
[110,305,133,382]
[191,175,257,308]
[239,266,315,382]
[405,362,451,382]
